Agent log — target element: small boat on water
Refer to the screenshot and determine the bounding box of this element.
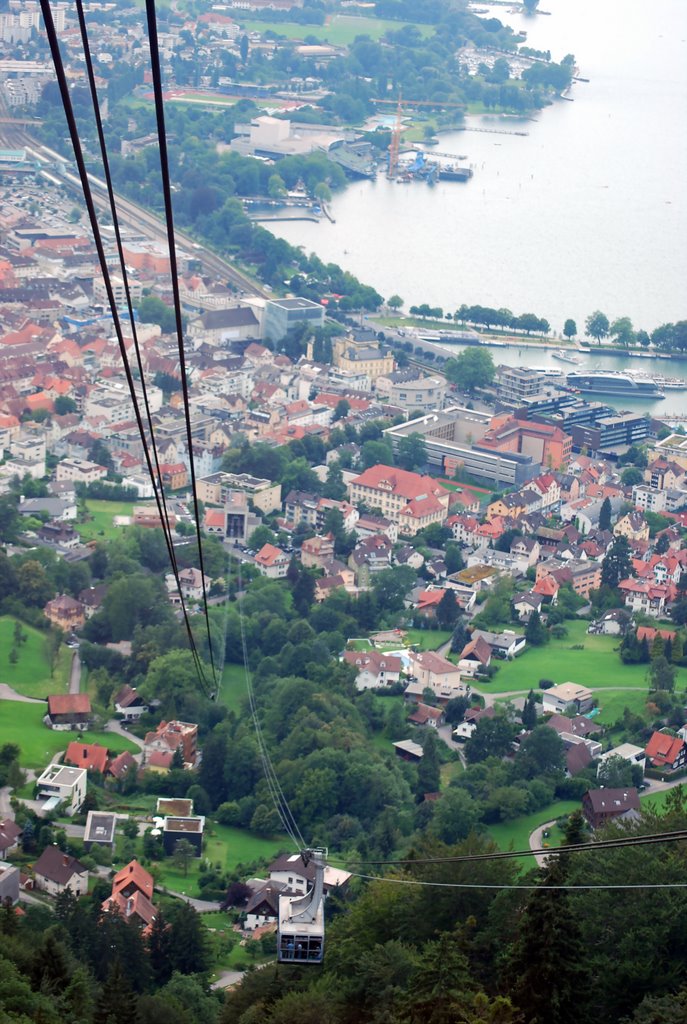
[552,349,581,364]
[438,164,473,182]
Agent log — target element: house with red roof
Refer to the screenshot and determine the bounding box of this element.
[46,694,93,732]
[254,542,290,579]
[618,579,670,618]
[348,465,449,530]
[64,742,109,774]
[102,859,157,934]
[407,703,445,728]
[645,731,687,772]
[342,649,403,690]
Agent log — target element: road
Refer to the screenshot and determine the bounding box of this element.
[69,652,81,695]
[104,719,145,751]
[0,684,43,704]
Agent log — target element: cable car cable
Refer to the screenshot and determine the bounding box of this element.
[38,0,215,692]
[144,0,218,688]
[329,826,687,869]
[349,871,687,891]
[70,0,212,694]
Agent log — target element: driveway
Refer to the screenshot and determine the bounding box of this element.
[68,652,82,695]
[0,786,12,819]
[211,970,246,990]
[162,889,222,912]
[104,719,145,751]
[0,684,44,704]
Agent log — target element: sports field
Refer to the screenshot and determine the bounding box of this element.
[239,14,433,45]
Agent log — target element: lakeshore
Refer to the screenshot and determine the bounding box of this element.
[268,0,687,334]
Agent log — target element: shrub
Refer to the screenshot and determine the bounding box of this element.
[539,678,555,690]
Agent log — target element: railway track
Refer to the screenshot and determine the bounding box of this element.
[0,117,268,299]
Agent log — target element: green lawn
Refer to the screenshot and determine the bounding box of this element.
[0,701,139,769]
[219,663,247,715]
[154,823,289,898]
[75,499,134,543]
[477,621,686,695]
[0,617,71,697]
[486,799,581,872]
[403,628,452,651]
[239,14,433,45]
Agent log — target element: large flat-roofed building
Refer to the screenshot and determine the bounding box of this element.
[478,413,572,471]
[197,471,281,514]
[36,764,87,816]
[569,413,652,454]
[496,365,548,404]
[389,374,448,413]
[384,407,541,487]
[263,297,325,342]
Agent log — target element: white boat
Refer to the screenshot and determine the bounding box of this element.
[552,349,581,364]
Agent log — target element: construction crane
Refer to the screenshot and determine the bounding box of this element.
[382,94,467,179]
[386,93,403,179]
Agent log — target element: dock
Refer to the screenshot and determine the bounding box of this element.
[457,126,529,137]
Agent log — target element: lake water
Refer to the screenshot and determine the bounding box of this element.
[267,0,687,335]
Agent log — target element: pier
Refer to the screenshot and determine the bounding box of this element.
[457,126,529,137]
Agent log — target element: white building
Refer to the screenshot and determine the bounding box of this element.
[35,764,87,816]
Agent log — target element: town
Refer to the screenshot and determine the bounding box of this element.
[1,0,687,1021]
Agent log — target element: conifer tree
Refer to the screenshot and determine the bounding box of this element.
[521,690,537,730]
[506,857,586,1024]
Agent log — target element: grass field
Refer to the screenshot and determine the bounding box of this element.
[486,799,580,872]
[0,701,139,769]
[0,617,72,698]
[404,628,452,651]
[476,621,687,696]
[219,663,247,715]
[154,824,289,898]
[238,14,433,45]
[75,500,134,543]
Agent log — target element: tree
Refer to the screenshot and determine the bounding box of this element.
[416,730,440,799]
[54,395,77,415]
[516,724,565,778]
[621,467,644,486]
[360,438,394,469]
[563,319,577,340]
[430,787,483,844]
[601,535,632,589]
[332,399,350,422]
[525,609,548,646]
[17,559,54,606]
[172,838,196,878]
[436,588,459,630]
[396,432,427,472]
[464,714,517,763]
[388,294,403,310]
[506,857,586,1024]
[450,619,470,655]
[267,173,286,199]
[585,309,610,345]
[649,655,676,692]
[610,316,635,348]
[444,695,470,726]
[599,496,613,532]
[314,182,332,204]
[596,753,638,789]
[521,690,538,730]
[523,0,540,10]
[444,348,495,392]
[239,33,249,63]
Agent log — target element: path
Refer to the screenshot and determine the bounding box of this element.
[0,684,44,704]
[69,652,81,695]
[211,970,245,991]
[162,889,222,912]
[0,786,12,819]
[104,719,145,750]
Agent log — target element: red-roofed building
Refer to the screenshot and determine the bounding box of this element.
[143,720,198,770]
[254,542,290,579]
[618,579,670,618]
[349,465,449,529]
[343,649,403,690]
[64,742,108,774]
[102,859,157,934]
[636,626,677,644]
[645,731,687,772]
[407,703,445,728]
[416,589,446,617]
[46,694,93,731]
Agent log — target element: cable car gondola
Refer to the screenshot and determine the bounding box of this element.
[277,848,326,964]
